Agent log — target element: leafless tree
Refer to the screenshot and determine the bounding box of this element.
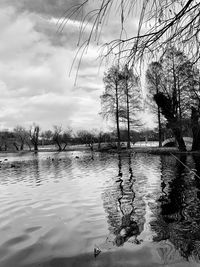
[101,65,124,149]
[52,125,63,151]
[13,126,28,150]
[62,128,73,150]
[120,65,142,148]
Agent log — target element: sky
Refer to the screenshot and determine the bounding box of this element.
[0,0,155,133]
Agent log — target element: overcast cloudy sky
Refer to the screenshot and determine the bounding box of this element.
[0,0,154,132]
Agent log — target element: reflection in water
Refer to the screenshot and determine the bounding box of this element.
[102,154,145,248]
[0,153,74,187]
[151,154,200,263]
[115,154,140,246]
[1,151,200,266]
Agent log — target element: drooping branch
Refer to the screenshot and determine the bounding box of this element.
[62,0,200,68]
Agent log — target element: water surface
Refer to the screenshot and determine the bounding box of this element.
[0,151,200,267]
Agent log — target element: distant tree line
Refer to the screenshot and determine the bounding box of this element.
[0,124,167,152]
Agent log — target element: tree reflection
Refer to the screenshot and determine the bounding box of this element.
[151,155,200,262]
[102,154,144,247]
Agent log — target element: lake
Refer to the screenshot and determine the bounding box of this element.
[0,151,200,267]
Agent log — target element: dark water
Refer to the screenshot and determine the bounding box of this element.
[0,151,200,267]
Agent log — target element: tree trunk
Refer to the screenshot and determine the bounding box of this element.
[13,143,19,151]
[177,75,183,134]
[191,107,200,151]
[154,92,186,151]
[98,135,101,149]
[34,143,38,151]
[62,144,67,151]
[172,126,187,151]
[26,141,31,151]
[30,126,39,152]
[155,75,162,147]
[56,142,62,151]
[126,81,131,149]
[115,82,121,150]
[20,137,24,150]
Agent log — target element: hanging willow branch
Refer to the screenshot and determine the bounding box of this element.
[60,0,200,68]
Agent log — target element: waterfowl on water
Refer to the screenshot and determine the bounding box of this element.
[10,164,20,168]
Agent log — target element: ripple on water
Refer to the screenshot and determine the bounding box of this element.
[25,226,42,233]
[3,235,30,248]
[0,152,199,267]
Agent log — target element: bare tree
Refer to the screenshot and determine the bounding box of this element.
[52,125,63,151]
[13,126,27,150]
[0,130,10,151]
[101,65,124,149]
[29,124,40,151]
[120,65,142,148]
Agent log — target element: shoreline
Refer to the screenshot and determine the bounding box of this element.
[0,146,199,155]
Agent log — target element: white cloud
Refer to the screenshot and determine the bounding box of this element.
[0,1,153,133]
[0,5,104,131]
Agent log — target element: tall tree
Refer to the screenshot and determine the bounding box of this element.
[101,65,124,150]
[120,65,141,148]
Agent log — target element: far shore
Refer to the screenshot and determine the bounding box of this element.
[0,145,199,155]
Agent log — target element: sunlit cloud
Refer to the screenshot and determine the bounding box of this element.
[0,3,106,132]
[0,0,153,132]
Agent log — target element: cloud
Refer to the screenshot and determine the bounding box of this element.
[0,4,104,131]
[0,0,83,18]
[0,1,150,133]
